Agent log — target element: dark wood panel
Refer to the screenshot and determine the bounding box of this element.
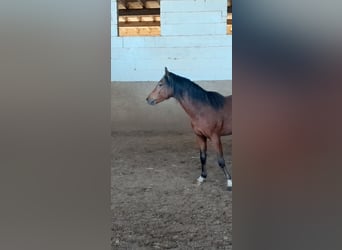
[119,21,160,27]
[118,8,160,16]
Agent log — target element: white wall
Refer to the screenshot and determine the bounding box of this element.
[111,0,232,81]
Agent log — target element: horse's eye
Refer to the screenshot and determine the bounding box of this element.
[158,83,163,87]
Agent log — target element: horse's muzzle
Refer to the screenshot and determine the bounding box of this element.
[146,97,157,105]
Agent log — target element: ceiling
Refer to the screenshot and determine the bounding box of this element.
[118,0,160,10]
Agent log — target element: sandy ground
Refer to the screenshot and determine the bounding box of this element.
[111,131,232,249]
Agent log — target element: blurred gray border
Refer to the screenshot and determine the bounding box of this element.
[0,1,111,250]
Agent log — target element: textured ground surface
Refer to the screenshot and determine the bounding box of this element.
[111,131,232,249]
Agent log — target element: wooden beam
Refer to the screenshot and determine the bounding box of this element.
[126,16,141,22]
[141,16,155,22]
[118,0,126,9]
[227,24,232,35]
[127,1,144,9]
[145,0,159,8]
[119,21,160,27]
[118,8,160,16]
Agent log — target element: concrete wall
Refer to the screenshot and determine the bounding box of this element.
[111,80,232,132]
[111,0,232,81]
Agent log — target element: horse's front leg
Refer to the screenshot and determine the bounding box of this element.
[196,134,207,184]
[211,135,232,191]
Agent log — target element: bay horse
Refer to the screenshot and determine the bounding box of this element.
[146,67,232,190]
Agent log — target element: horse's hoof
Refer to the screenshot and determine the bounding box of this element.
[196,176,206,185]
[227,179,232,191]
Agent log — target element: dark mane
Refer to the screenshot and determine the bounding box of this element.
[165,72,226,110]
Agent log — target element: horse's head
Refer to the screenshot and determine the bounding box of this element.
[146,67,173,105]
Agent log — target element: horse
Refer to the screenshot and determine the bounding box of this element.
[146,67,232,191]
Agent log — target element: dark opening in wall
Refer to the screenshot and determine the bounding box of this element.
[117,0,161,36]
[227,0,232,35]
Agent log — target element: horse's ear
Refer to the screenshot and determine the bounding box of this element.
[165,67,169,76]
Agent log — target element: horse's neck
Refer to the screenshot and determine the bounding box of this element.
[177,96,201,120]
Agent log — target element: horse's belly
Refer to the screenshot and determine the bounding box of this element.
[191,122,210,137]
[191,113,231,137]
[221,121,232,136]
[192,123,225,138]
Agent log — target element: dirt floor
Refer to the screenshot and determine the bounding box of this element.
[111,131,232,250]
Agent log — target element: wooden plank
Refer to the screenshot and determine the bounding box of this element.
[126,16,141,22]
[119,26,160,36]
[118,0,126,9]
[227,25,232,35]
[145,0,159,8]
[123,0,160,8]
[127,1,144,9]
[118,16,126,22]
[140,16,155,22]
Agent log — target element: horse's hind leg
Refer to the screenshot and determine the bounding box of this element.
[196,135,207,184]
[212,135,232,191]
[219,156,232,191]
